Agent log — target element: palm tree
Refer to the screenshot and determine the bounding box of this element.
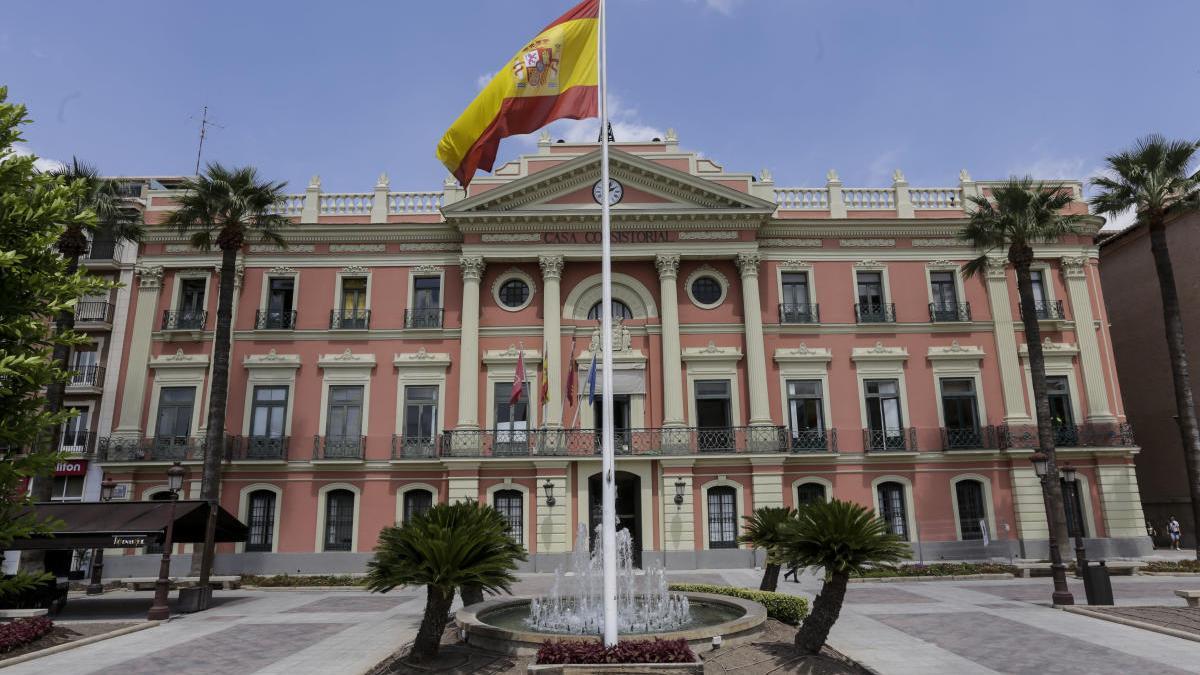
[738,505,797,591]
[32,159,142,502]
[960,178,1084,587]
[164,164,289,579]
[1092,135,1200,559]
[777,499,909,655]
[367,500,527,663]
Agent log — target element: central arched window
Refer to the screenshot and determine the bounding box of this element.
[877,481,909,540]
[796,482,827,507]
[494,489,524,543]
[587,300,633,321]
[246,489,277,552]
[403,489,433,524]
[323,489,355,551]
[707,486,738,548]
[955,480,986,541]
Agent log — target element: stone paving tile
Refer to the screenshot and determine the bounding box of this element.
[1084,606,1200,636]
[844,587,936,604]
[872,611,1195,675]
[969,582,1088,602]
[283,595,414,613]
[88,622,352,675]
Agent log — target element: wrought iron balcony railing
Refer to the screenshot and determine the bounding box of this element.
[59,431,96,455]
[75,302,114,324]
[999,422,1135,449]
[162,310,207,331]
[405,308,444,329]
[779,303,820,324]
[863,427,917,452]
[440,425,790,458]
[788,428,837,452]
[313,435,365,459]
[855,303,897,323]
[255,309,297,330]
[940,425,998,450]
[391,434,439,459]
[1017,300,1066,321]
[67,365,105,389]
[97,436,217,462]
[330,309,370,330]
[83,240,122,263]
[929,302,971,322]
[228,435,289,460]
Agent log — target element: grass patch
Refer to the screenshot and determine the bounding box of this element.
[1144,560,1200,573]
[668,584,809,625]
[855,562,1018,578]
[241,574,366,587]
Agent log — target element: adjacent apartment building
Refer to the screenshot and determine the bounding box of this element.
[91,133,1149,575]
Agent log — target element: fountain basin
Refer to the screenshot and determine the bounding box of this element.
[456,592,767,656]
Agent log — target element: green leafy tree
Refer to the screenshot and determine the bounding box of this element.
[1091,135,1200,558]
[0,87,110,592]
[777,499,909,655]
[367,500,527,663]
[163,164,289,579]
[738,505,798,592]
[960,178,1085,560]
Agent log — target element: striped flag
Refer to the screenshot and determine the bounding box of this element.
[539,339,550,411]
[564,337,578,409]
[511,347,526,405]
[586,350,598,406]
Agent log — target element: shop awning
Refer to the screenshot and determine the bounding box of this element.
[8,500,248,550]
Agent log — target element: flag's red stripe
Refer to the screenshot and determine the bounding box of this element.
[454,85,598,187]
[543,0,599,31]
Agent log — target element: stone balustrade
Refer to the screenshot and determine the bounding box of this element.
[910,187,963,209]
[319,193,373,216]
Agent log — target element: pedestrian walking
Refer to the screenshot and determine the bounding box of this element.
[1168,515,1183,550]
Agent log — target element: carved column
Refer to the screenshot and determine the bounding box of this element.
[539,255,565,428]
[1061,256,1115,421]
[984,258,1031,423]
[115,266,164,436]
[656,255,685,427]
[736,252,772,426]
[456,256,486,429]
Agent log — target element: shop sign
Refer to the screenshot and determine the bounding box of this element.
[55,460,88,476]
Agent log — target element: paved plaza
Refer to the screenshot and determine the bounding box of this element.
[7,571,1200,674]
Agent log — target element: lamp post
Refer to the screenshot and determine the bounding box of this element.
[147,462,186,621]
[674,479,686,506]
[1030,451,1074,606]
[1059,462,1088,576]
[543,480,556,507]
[86,475,118,595]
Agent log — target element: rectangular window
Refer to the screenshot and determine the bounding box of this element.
[324,490,355,551]
[337,277,369,329]
[178,278,206,329]
[695,380,733,452]
[325,386,364,457]
[786,380,826,450]
[940,378,981,448]
[249,386,288,457]
[50,476,84,502]
[264,277,296,329]
[1046,376,1077,445]
[955,480,987,541]
[409,276,442,328]
[877,482,909,539]
[494,381,530,455]
[494,490,523,543]
[1029,270,1048,308]
[707,486,738,548]
[780,272,815,323]
[155,387,196,444]
[403,490,433,524]
[61,407,90,452]
[929,271,962,321]
[403,386,438,456]
[864,379,905,450]
[856,271,890,322]
[246,490,276,552]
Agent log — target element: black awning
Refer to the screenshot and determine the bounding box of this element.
[8,500,248,550]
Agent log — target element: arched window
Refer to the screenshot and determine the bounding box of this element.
[707,486,738,549]
[796,482,827,507]
[877,481,909,540]
[1062,477,1087,538]
[494,489,523,543]
[324,489,355,551]
[246,490,277,552]
[144,491,174,554]
[955,480,986,541]
[587,300,633,321]
[403,489,433,524]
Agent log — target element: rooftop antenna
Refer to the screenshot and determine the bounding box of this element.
[190,106,225,175]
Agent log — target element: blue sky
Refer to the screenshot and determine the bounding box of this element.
[4,0,1198,227]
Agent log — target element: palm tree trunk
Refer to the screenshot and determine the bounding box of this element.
[193,245,238,579]
[1146,216,1200,560]
[412,584,454,662]
[795,570,848,655]
[760,562,781,592]
[1012,255,1071,553]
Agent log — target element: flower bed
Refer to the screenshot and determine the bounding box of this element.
[0,617,54,654]
[535,638,696,665]
[240,574,366,587]
[1144,560,1200,574]
[855,562,1018,578]
[667,584,808,625]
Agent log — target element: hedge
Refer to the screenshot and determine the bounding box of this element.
[668,584,808,625]
[240,574,366,587]
[854,562,1018,578]
[1144,560,1200,573]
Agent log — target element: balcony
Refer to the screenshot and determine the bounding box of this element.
[330,309,370,330]
[999,422,1135,449]
[855,303,897,324]
[929,302,971,323]
[75,302,114,326]
[940,425,998,450]
[58,431,96,455]
[228,435,289,461]
[405,308,443,329]
[255,309,297,330]
[66,365,105,392]
[313,435,365,460]
[440,426,790,458]
[788,428,838,452]
[392,434,438,459]
[98,436,210,462]
[863,427,917,452]
[1018,300,1066,322]
[779,303,820,324]
[82,240,122,267]
[162,310,207,332]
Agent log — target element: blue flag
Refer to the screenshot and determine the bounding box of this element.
[587,351,598,406]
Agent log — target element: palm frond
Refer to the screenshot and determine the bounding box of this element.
[777,499,910,576]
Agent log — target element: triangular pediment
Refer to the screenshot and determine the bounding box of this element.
[442,148,776,216]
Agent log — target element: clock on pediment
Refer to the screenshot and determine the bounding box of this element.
[592,178,624,205]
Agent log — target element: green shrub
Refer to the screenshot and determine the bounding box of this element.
[854,562,1017,578]
[668,583,808,625]
[241,574,366,587]
[1144,560,1200,573]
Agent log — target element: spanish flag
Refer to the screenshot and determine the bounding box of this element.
[436,0,599,187]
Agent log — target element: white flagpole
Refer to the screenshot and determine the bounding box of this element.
[597,0,619,648]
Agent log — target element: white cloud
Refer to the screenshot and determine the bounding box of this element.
[510,92,665,148]
[686,0,744,15]
[9,144,64,172]
[1011,156,1088,181]
[865,149,901,185]
[476,71,498,91]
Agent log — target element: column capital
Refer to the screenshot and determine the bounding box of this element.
[984,257,1008,280]
[538,254,565,281]
[735,252,761,278]
[459,255,486,282]
[655,254,680,279]
[136,265,164,289]
[1060,255,1089,279]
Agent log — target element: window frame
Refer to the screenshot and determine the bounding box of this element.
[245,489,278,552]
[493,488,525,545]
[706,485,739,549]
[320,486,358,552]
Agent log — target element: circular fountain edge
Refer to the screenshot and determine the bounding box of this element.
[456,592,768,656]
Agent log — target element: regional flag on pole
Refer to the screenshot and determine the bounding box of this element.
[511,347,526,406]
[436,0,599,187]
[538,341,550,411]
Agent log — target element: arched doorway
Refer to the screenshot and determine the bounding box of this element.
[588,470,642,568]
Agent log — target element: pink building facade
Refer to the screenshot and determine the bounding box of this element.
[97,135,1150,575]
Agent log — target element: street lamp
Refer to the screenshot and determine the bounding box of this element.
[1029,451,1074,606]
[1059,462,1088,577]
[674,479,686,506]
[86,475,118,595]
[147,462,186,621]
[543,480,556,507]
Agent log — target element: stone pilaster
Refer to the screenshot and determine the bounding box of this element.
[114,265,164,436]
[736,252,772,426]
[1011,466,1049,540]
[749,458,784,509]
[662,460,695,551]
[984,258,1031,423]
[447,464,480,503]
[539,255,565,428]
[535,463,569,553]
[1061,256,1116,422]
[1096,463,1149,538]
[456,256,485,429]
[656,255,685,427]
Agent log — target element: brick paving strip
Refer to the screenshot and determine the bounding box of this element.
[1065,606,1200,643]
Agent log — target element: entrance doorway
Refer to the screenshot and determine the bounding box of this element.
[588,470,642,567]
